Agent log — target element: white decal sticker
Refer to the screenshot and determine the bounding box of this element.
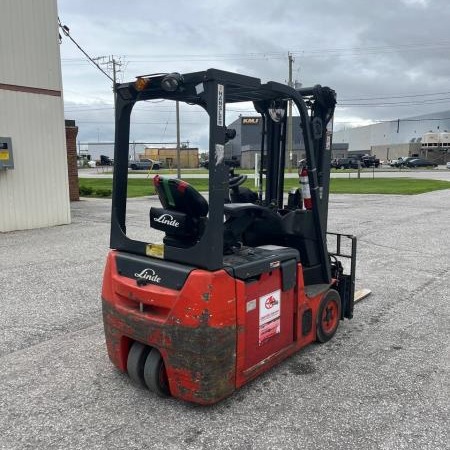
[246,299,257,312]
[215,144,224,166]
[153,213,180,228]
[326,130,332,150]
[217,84,224,127]
[195,83,204,95]
[259,289,281,345]
[134,268,162,284]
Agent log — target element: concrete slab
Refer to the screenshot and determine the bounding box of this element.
[1,190,449,449]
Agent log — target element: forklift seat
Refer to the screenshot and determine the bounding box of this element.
[150,175,208,248]
[223,203,284,252]
[151,176,284,253]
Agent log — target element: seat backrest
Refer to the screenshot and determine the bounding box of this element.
[153,175,208,218]
[151,176,209,248]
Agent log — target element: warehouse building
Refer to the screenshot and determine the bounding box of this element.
[227,116,305,169]
[333,110,450,163]
[0,0,70,232]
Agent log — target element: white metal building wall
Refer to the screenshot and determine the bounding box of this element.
[333,110,450,152]
[0,0,70,232]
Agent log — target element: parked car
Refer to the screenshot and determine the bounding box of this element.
[389,159,399,167]
[128,159,163,170]
[404,158,437,168]
[331,158,360,169]
[446,161,450,169]
[360,155,380,168]
[390,156,416,167]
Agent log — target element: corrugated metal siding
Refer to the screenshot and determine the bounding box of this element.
[0,0,62,90]
[0,0,70,232]
[0,91,70,231]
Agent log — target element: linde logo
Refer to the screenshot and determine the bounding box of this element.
[242,118,260,125]
[134,268,162,283]
[153,213,180,227]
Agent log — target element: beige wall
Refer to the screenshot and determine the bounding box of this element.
[0,0,63,91]
[0,0,70,232]
[142,148,199,168]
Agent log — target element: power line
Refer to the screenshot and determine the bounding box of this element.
[60,41,450,63]
[339,98,450,107]
[58,17,113,82]
[76,121,200,125]
[341,91,450,101]
[65,96,450,112]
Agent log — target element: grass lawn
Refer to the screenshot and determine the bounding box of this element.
[329,178,450,195]
[79,176,450,198]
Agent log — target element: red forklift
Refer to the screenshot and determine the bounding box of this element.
[102,69,356,405]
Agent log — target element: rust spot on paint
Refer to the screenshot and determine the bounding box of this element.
[102,299,236,404]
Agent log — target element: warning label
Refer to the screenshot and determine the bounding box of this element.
[217,84,224,127]
[259,289,281,345]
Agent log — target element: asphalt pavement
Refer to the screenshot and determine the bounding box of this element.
[1,190,449,449]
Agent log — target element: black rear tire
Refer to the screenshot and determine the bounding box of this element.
[144,348,170,397]
[127,341,150,387]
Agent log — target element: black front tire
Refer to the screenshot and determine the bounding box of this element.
[316,290,341,343]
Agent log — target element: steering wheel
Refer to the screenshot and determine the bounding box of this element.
[229,174,247,189]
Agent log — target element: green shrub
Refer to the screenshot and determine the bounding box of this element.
[79,186,94,196]
[95,188,112,197]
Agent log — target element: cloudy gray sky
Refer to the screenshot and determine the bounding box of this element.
[58,0,450,149]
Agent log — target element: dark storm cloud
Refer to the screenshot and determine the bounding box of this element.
[58,0,450,144]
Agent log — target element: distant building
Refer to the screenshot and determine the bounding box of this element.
[420,131,450,160]
[333,110,450,163]
[142,147,199,168]
[227,116,305,169]
[331,143,349,159]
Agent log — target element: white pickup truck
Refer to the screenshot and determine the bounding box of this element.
[128,159,163,170]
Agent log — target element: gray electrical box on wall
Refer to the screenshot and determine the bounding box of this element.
[0,137,14,169]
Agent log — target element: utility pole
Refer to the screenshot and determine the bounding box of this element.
[176,101,181,178]
[93,55,123,111]
[112,56,118,111]
[287,52,294,169]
